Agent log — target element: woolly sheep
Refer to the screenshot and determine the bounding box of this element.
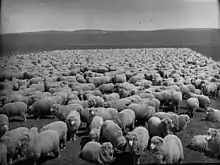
[170,90,182,113]
[189,93,211,110]
[102,93,120,102]
[89,107,118,121]
[126,95,142,104]
[21,129,60,165]
[205,128,220,158]
[128,103,156,125]
[101,120,127,154]
[125,126,150,164]
[150,135,184,164]
[112,108,135,133]
[187,135,209,152]
[67,100,90,108]
[65,110,81,141]
[0,114,9,138]
[39,121,68,149]
[148,116,174,138]
[88,95,105,107]
[104,98,131,112]
[79,141,115,165]
[152,90,171,106]
[153,112,190,133]
[111,74,126,84]
[186,97,200,118]
[87,76,111,87]
[89,116,104,141]
[205,107,220,122]
[99,83,115,94]
[0,102,27,122]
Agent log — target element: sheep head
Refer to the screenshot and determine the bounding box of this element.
[89,129,100,141]
[100,142,114,160]
[205,128,220,141]
[150,136,164,151]
[179,114,190,130]
[160,118,174,136]
[88,98,96,107]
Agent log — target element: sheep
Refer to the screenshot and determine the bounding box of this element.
[205,107,220,122]
[79,141,115,165]
[102,93,120,102]
[98,83,114,94]
[189,93,211,110]
[89,116,104,141]
[150,135,184,164]
[186,97,200,118]
[117,88,135,98]
[1,127,30,163]
[70,83,96,92]
[112,108,136,133]
[78,90,102,101]
[104,98,131,112]
[125,126,150,164]
[88,95,105,107]
[0,142,7,165]
[128,73,145,84]
[148,116,174,138]
[128,103,156,125]
[0,102,27,122]
[65,110,81,141]
[21,129,60,165]
[140,98,160,112]
[50,103,83,121]
[89,107,118,121]
[111,74,126,84]
[205,128,220,158]
[126,95,142,104]
[101,120,127,154]
[39,121,68,149]
[170,90,182,113]
[152,90,171,106]
[87,76,111,87]
[187,135,209,152]
[28,97,56,119]
[153,112,190,133]
[0,114,9,138]
[67,100,90,108]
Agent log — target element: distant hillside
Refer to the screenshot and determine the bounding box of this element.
[1,28,220,60]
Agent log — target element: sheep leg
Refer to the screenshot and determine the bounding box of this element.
[21,112,27,122]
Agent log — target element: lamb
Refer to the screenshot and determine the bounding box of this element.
[125,126,150,164]
[101,120,127,154]
[21,129,60,165]
[187,135,209,152]
[79,141,115,165]
[150,135,184,164]
[0,114,9,138]
[104,98,132,112]
[205,128,220,158]
[65,110,81,141]
[0,142,7,165]
[153,112,190,133]
[112,108,136,133]
[148,116,174,138]
[89,116,104,141]
[39,121,68,149]
[186,97,200,118]
[0,102,27,122]
[204,107,220,122]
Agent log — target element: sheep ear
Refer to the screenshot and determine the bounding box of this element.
[158,137,164,144]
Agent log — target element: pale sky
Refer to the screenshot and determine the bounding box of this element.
[1,0,219,33]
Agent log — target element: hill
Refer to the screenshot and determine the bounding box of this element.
[1,28,220,60]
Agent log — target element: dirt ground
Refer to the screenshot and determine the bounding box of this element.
[10,97,220,165]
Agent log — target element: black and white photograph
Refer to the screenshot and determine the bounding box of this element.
[0,0,220,165]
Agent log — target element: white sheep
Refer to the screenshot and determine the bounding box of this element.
[186,97,200,118]
[153,112,190,133]
[101,120,127,154]
[205,107,220,122]
[79,141,115,165]
[125,126,150,164]
[89,107,118,121]
[150,134,184,164]
[112,108,136,133]
[148,116,174,138]
[187,135,209,152]
[39,121,68,149]
[205,128,220,158]
[89,116,104,141]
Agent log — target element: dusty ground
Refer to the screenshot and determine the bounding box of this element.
[10,98,220,165]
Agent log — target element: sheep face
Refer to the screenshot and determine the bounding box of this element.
[89,129,100,141]
[179,114,190,130]
[206,107,214,115]
[104,101,111,108]
[50,104,60,115]
[88,99,96,107]
[126,132,138,147]
[205,128,220,141]
[161,118,174,135]
[100,142,114,159]
[150,136,164,151]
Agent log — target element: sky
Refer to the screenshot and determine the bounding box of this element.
[1,0,219,33]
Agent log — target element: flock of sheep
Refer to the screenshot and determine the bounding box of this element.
[0,48,220,165]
